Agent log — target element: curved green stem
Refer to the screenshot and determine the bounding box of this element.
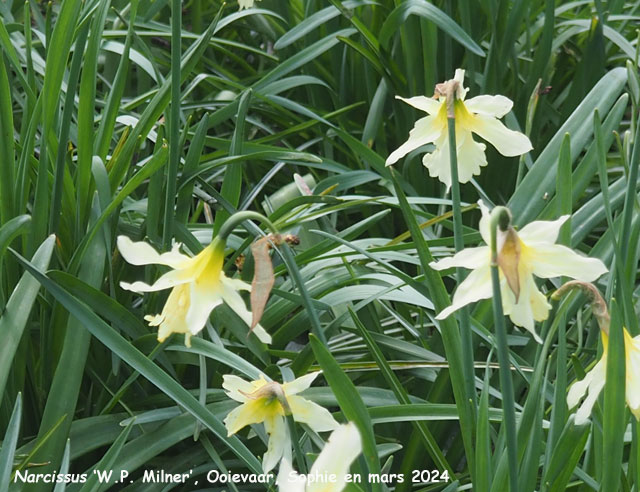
[217,211,278,242]
[285,414,308,474]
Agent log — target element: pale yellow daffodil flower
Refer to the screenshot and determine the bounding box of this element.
[429,201,608,342]
[276,423,362,492]
[556,282,640,425]
[223,372,339,473]
[385,69,532,189]
[117,235,271,347]
[567,329,640,425]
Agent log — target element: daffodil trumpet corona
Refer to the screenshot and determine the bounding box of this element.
[385,69,532,189]
[118,211,277,347]
[554,281,640,425]
[276,423,362,492]
[223,372,340,473]
[430,201,608,342]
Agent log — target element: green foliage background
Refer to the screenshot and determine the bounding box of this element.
[0,0,639,490]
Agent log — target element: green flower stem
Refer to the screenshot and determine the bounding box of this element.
[285,413,308,474]
[446,98,478,416]
[489,207,519,492]
[217,211,278,242]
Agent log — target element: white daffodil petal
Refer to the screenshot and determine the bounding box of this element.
[251,324,273,344]
[478,200,491,244]
[117,235,190,268]
[422,134,452,188]
[263,415,289,473]
[528,244,608,281]
[518,216,569,244]
[429,246,489,271]
[396,95,442,115]
[287,395,339,432]
[625,332,640,419]
[222,275,252,291]
[470,115,533,157]
[386,115,444,166]
[568,370,595,410]
[307,423,362,492]
[222,375,256,403]
[220,281,261,330]
[502,273,547,343]
[119,267,194,293]
[501,276,533,335]
[465,95,513,117]
[185,284,223,335]
[144,314,163,326]
[575,357,607,425]
[220,277,271,343]
[282,372,321,395]
[453,68,469,100]
[238,0,256,9]
[436,265,492,320]
[276,459,306,492]
[455,131,488,183]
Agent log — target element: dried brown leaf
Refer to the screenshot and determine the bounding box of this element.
[250,235,277,330]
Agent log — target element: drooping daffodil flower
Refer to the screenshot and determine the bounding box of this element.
[238,0,260,9]
[429,201,608,342]
[554,281,640,425]
[223,372,339,473]
[385,69,532,189]
[567,328,640,425]
[276,423,362,492]
[117,234,271,347]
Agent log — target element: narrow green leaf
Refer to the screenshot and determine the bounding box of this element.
[0,41,15,223]
[11,250,263,474]
[0,215,31,260]
[509,67,627,225]
[274,1,371,50]
[0,236,55,400]
[96,0,139,160]
[600,299,626,492]
[78,421,134,492]
[175,113,209,224]
[0,394,22,492]
[52,441,71,492]
[379,0,484,56]
[76,0,111,229]
[349,307,454,477]
[474,365,492,492]
[213,89,252,235]
[389,171,476,473]
[542,419,590,492]
[31,199,107,483]
[70,142,168,272]
[253,29,357,91]
[309,334,381,492]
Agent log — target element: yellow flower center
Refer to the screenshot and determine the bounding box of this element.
[453,99,473,125]
[242,381,290,416]
[497,227,523,301]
